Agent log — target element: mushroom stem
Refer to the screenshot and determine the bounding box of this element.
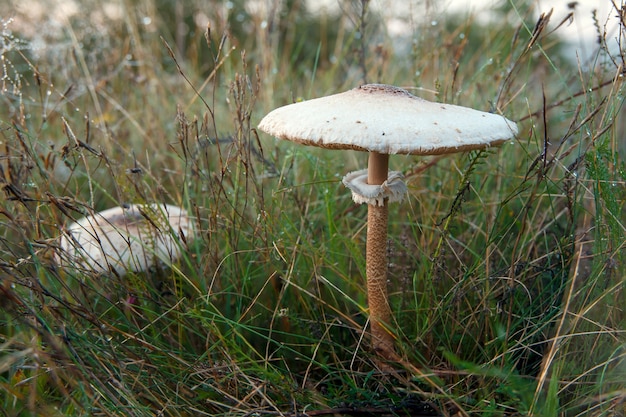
[366,152,395,359]
[368,152,390,185]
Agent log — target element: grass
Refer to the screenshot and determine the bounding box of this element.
[1,0,625,415]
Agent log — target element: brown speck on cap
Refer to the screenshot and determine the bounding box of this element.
[359,84,411,96]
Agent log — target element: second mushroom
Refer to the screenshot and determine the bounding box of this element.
[259,84,518,360]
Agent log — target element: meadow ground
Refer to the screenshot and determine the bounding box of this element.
[0,0,625,415]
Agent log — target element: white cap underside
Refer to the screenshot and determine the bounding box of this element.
[258,84,518,155]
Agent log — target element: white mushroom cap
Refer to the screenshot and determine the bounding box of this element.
[56,204,195,276]
[258,84,518,154]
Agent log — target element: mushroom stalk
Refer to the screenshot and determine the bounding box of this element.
[366,152,395,358]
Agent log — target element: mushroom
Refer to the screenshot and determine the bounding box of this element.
[56,203,195,276]
[258,84,518,359]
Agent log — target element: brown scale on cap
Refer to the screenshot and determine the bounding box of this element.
[359,84,411,95]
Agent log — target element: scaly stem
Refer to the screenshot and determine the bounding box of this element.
[366,152,395,359]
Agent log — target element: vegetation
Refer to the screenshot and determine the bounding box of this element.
[1,0,624,415]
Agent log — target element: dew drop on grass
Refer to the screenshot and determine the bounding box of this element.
[142,16,152,26]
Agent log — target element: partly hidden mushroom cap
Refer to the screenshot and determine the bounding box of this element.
[258,84,518,155]
[56,204,195,276]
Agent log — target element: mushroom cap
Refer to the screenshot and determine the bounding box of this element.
[56,204,195,276]
[258,84,518,155]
